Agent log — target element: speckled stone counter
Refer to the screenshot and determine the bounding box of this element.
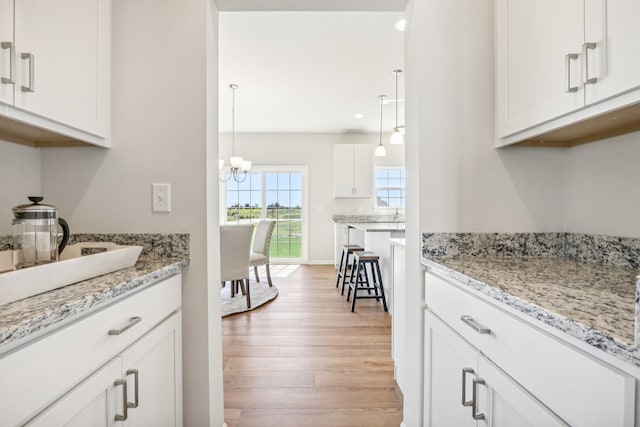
[333,214,405,223]
[0,233,189,352]
[421,232,640,367]
[348,222,406,232]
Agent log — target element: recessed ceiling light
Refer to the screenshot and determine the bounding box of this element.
[395,19,406,32]
[354,113,364,119]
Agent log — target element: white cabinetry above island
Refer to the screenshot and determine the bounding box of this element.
[333,144,373,198]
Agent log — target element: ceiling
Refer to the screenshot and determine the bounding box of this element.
[218,11,405,133]
[216,0,409,12]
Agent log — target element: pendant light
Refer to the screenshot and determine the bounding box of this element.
[390,69,404,145]
[219,84,251,183]
[375,95,387,157]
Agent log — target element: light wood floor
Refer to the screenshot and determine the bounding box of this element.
[222,264,403,427]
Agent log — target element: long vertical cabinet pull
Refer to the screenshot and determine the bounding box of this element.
[20,53,35,92]
[564,53,579,93]
[583,42,598,84]
[471,378,486,420]
[114,379,128,421]
[461,367,474,407]
[1,42,14,84]
[126,369,140,408]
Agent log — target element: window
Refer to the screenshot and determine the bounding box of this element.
[375,167,406,208]
[222,166,308,262]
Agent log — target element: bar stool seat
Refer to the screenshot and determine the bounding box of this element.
[336,244,364,294]
[346,251,388,312]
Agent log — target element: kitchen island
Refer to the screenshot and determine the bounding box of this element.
[345,222,405,311]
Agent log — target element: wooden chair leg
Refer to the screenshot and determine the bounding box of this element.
[254,265,260,282]
[266,264,273,286]
[245,278,252,308]
[231,280,235,297]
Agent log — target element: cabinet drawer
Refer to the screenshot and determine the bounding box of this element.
[425,272,635,427]
[0,274,181,426]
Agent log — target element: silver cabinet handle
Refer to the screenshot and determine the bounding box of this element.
[109,316,142,335]
[20,52,35,92]
[461,367,474,407]
[472,378,485,420]
[114,378,128,421]
[1,42,14,84]
[583,42,597,84]
[126,369,139,408]
[460,315,491,334]
[564,53,579,93]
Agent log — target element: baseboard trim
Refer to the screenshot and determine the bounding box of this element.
[305,260,334,265]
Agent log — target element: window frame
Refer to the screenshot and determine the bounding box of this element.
[220,165,309,264]
[374,166,406,210]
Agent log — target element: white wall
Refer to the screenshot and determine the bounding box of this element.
[0,140,41,235]
[403,0,565,424]
[40,0,224,425]
[219,132,404,262]
[564,131,640,238]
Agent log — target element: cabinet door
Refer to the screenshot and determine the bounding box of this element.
[496,0,584,137]
[352,144,373,198]
[121,312,183,427]
[584,0,640,105]
[333,144,355,198]
[477,356,568,427]
[424,311,477,427]
[0,0,13,106]
[391,244,406,392]
[13,0,109,137]
[25,358,122,427]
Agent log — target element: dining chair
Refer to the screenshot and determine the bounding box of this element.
[220,224,254,308]
[250,219,276,286]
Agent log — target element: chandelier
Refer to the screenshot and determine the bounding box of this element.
[219,84,251,183]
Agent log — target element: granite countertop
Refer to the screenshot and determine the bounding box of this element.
[0,258,185,351]
[0,233,189,352]
[348,222,406,232]
[333,214,405,223]
[389,238,406,247]
[421,232,640,367]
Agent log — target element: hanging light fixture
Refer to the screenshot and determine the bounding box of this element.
[219,84,251,183]
[375,95,387,157]
[390,69,404,145]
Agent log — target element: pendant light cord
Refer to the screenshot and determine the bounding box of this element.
[379,95,385,144]
[393,70,403,130]
[230,84,238,157]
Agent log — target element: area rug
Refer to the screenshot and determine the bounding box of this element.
[220,281,278,317]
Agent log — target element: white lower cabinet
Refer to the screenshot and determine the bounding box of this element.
[0,274,182,426]
[424,271,635,427]
[27,312,182,426]
[425,311,567,427]
[25,358,121,427]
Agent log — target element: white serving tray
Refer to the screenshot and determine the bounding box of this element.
[0,242,143,306]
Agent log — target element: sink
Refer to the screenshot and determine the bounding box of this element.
[0,242,142,306]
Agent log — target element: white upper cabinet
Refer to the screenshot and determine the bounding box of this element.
[333,144,373,198]
[496,0,640,146]
[496,0,584,138]
[0,0,111,146]
[0,0,14,106]
[583,0,640,105]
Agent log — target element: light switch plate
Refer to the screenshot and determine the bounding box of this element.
[152,183,171,213]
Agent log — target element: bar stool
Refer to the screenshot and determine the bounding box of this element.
[346,251,388,313]
[336,244,364,295]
